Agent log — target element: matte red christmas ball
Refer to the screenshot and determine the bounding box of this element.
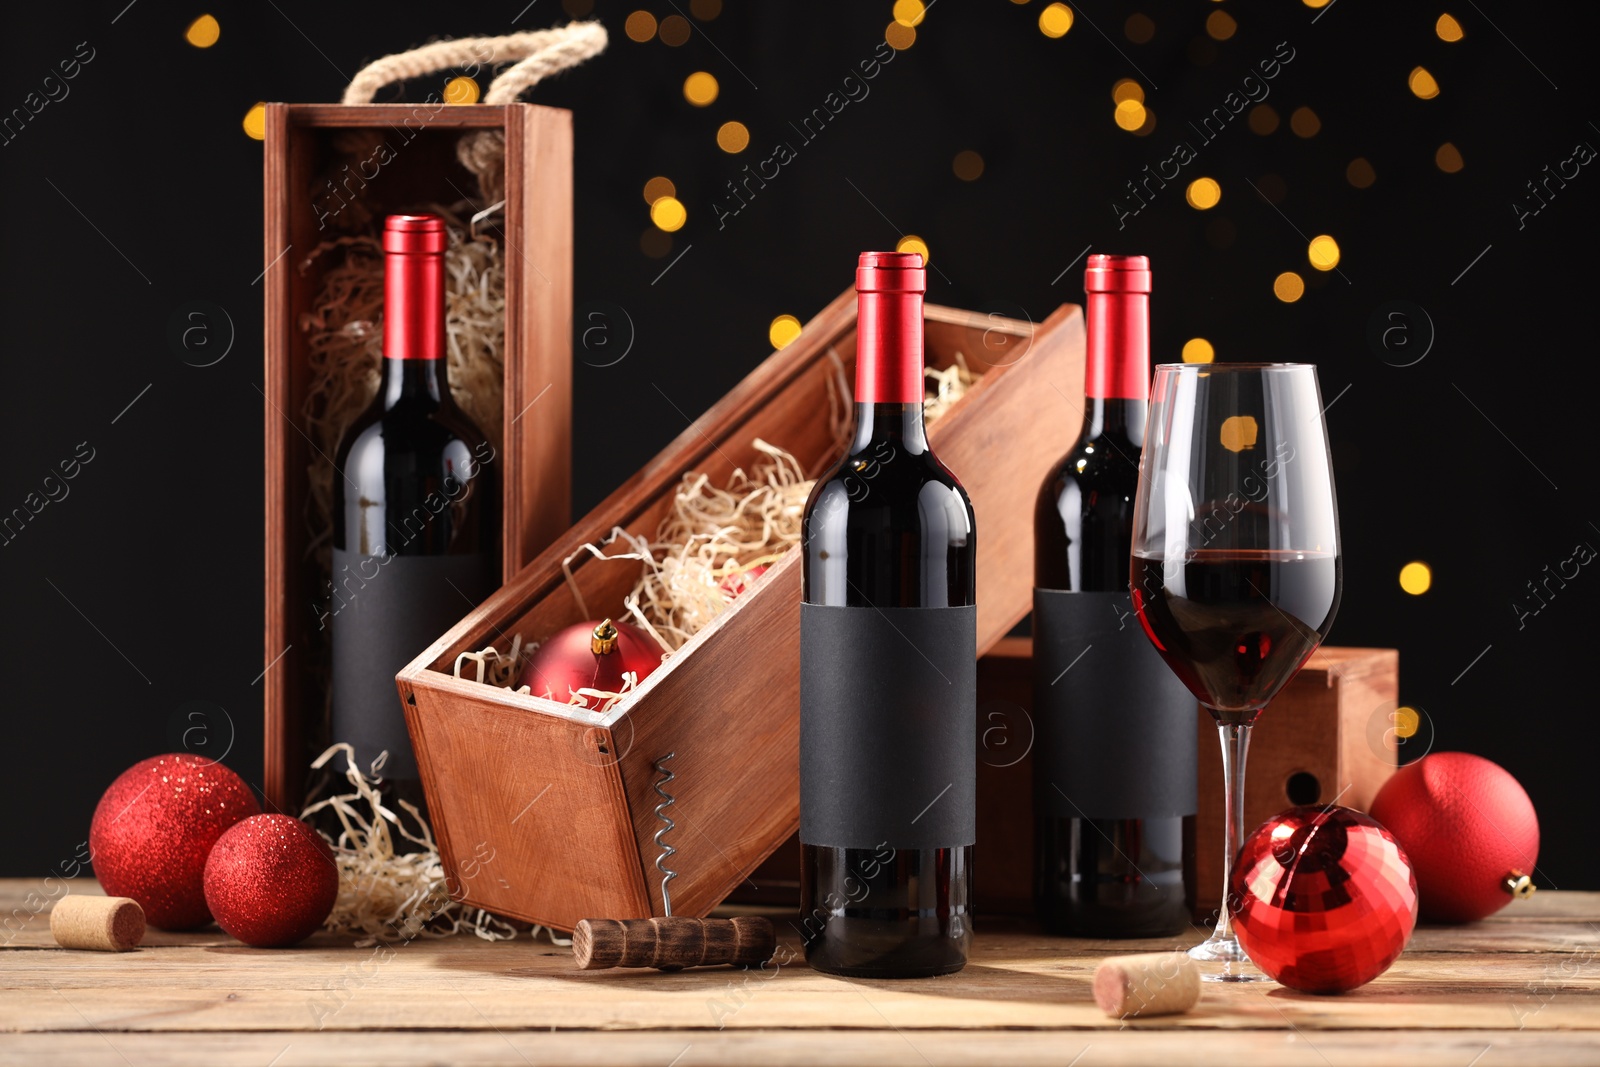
[203,814,339,947]
[520,618,663,707]
[1368,751,1539,923]
[1231,805,1417,994]
[89,753,261,930]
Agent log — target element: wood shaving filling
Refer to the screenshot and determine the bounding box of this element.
[303,743,568,947]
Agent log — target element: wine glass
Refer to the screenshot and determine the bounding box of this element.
[1130,363,1342,982]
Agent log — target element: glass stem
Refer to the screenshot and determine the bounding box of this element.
[1214,720,1253,941]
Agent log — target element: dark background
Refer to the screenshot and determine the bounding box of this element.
[3,1,1595,888]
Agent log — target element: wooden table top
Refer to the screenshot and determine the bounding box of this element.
[3,880,1597,1065]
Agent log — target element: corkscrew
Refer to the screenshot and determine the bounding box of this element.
[572,751,776,971]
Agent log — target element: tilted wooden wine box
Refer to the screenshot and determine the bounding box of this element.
[396,291,1087,932]
[262,103,573,810]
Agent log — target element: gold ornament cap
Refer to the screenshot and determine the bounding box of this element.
[591,619,619,655]
[1503,870,1537,900]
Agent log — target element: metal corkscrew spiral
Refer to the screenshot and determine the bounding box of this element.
[652,752,678,917]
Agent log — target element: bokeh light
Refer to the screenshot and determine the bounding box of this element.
[651,195,687,232]
[624,11,657,42]
[1186,177,1221,210]
[185,14,220,48]
[1308,235,1341,271]
[1409,66,1440,99]
[1125,13,1155,43]
[1206,10,1237,40]
[643,176,676,205]
[1290,107,1321,137]
[1347,157,1377,188]
[886,20,916,49]
[690,0,722,19]
[242,102,266,140]
[896,234,930,264]
[1182,338,1215,363]
[640,229,672,258]
[717,121,750,153]
[1115,99,1146,131]
[769,315,803,350]
[894,0,926,27]
[659,14,691,46]
[1436,13,1464,41]
[1039,3,1074,37]
[1273,271,1305,302]
[683,71,719,106]
[1112,79,1145,105]
[953,150,985,181]
[1248,104,1279,134]
[1399,561,1432,595]
[1435,142,1464,172]
[1219,415,1259,453]
[443,77,480,105]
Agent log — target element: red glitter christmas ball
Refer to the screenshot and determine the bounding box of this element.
[203,814,339,947]
[1231,805,1418,994]
[519,618,663,708]
[89,753,261,930]
[1368,752,1540,924]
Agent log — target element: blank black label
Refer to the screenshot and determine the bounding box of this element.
[800,603,977,850]
[330,549,491,780]
[1033,588,1198,820]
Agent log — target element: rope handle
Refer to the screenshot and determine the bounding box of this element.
[341,22,607,106]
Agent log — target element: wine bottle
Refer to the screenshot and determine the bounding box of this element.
[1032,254,1196,937]
[799,251,976,978]
[329,214,498,796]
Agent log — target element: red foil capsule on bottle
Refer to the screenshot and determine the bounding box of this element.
[854,251,926,404]
[1083,254,1152,401]
[382,214,448,361]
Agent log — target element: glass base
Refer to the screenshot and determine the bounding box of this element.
[1188,931,1273,983]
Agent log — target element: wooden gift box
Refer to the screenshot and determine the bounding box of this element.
[966,641,1398,918]
[262,103,573,809]
[395,291,1087,932]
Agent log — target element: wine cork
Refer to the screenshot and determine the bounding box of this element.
[1093,952,1200,1018]
[573,916,775,970]
[50,895,145,952]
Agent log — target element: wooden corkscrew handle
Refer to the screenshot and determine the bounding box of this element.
[572,916,776,970]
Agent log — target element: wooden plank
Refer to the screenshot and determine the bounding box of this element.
[5,1030,1600,1067]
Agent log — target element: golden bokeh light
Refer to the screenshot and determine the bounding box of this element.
[1346,157,1376,188]
[563,0,594,15]
[624,10,658,42]
[690,0,722,19]
[1206,10,1237,40]
[659,14,692,46]
[1186,177,1221,210]
[894,0,927,27]
[896,234,930,264]
[1182,338,1215,364]
[1125,13,1155,44]
[1039,3,1074,37]
[241,102,266,141]
[683,71,719,106]
[1399,561,1432,595]
[1248,104,1279,135]
[1273,271,1305,302]
[886,20,917,49]
[1112,78,1145,105]
[769,314,803,350]
[1290,106,1321,137]
[185,14,220,48]
[1409,66,1440,99]
[1436,13,1464,42]
[651,195,688,232]
[640,228,672,258]
[1308,235,1341,271]
[643,176,676,205]
[1115,99,1146,131]
[953,149,985,181]
[1435,142,1464,172]
[1393,706,1422,738]
[443,76,480,105]
[1301,0,1332,7]
[717,120,750,153]
[1219,415,1259,453]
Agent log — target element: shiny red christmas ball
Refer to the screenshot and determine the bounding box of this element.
[520,618,663,708]
[203,814,339,947]
[718,563,769,598]
[89,754,261,930]
[1231,805,1417,994]
[1368,752,1540,923]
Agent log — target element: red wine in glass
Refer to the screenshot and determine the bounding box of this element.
[1131,550,1341,722]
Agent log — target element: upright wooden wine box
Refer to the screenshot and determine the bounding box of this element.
[967,641,1399,919]
[396,292,1087,932]
[262,103,573,810]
